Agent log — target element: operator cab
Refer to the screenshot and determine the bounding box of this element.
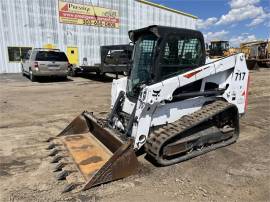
[127,25,206,97]
[209,40,229,57]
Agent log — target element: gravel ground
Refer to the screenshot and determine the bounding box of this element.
[0,70,269,202]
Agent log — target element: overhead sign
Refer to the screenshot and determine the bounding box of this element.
[58,0,120,28]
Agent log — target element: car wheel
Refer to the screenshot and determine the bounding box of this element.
[29,70,36,82]
[68,67,77,77]
[254,62,260,70]
[60,75,67,80]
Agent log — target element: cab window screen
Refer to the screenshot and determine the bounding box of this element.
[160,35,203,79]
[35,51,68,61]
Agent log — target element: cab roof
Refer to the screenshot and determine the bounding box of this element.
[128,25,204,43]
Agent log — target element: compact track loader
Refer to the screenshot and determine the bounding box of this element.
[46,26,249,192]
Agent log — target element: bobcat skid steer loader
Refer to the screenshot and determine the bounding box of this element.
[46,25,249,192]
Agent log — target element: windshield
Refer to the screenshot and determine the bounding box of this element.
[35,51,68,61]
[159,36,203,79]
[220,42,229,50]
[211,42,229,51]
[127,34,157,97]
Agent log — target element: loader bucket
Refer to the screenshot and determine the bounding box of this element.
[47,111,139,192]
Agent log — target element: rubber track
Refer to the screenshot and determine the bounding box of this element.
[145,100,236,164]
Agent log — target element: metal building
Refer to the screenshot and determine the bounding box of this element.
[0,0,197,73]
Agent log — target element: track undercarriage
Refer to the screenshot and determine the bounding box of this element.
[145,100,239,165]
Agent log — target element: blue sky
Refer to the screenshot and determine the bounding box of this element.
[149,0,270,47]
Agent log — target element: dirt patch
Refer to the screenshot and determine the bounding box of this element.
[0,71,269,202]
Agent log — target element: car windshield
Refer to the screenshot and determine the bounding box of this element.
[127,34,157,97]
[35,51,68,61]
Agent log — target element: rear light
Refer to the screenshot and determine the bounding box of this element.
[34,62,39,71]
[34,62,39,68]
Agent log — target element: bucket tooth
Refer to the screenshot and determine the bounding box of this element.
[51,155,63,163]
[62,183,78,193]
[53,162,66,172]
[48,149,60,157]
[56,170,69,180]
[47,143,57,150]
[44,137,55,142]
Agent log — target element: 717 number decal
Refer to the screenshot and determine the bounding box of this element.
[235,72,246,81]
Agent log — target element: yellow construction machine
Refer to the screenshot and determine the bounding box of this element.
[240,40,270,69]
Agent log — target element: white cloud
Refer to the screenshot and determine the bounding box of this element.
[229,0,260,9]
[229,34,257,47]
[196,17,218,29]
[216,4,264,25]
[203,30,229,43]
[247,12,270,27]
[247,17,265,27]
[197,0,269,29]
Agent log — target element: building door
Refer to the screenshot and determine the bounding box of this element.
[67,47,78,65]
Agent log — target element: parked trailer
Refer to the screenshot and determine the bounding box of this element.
[69,45,133,78]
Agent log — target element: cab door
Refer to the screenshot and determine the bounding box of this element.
[67,47,79,65]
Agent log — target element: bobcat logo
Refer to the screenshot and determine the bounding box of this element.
[152,90,161,99]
